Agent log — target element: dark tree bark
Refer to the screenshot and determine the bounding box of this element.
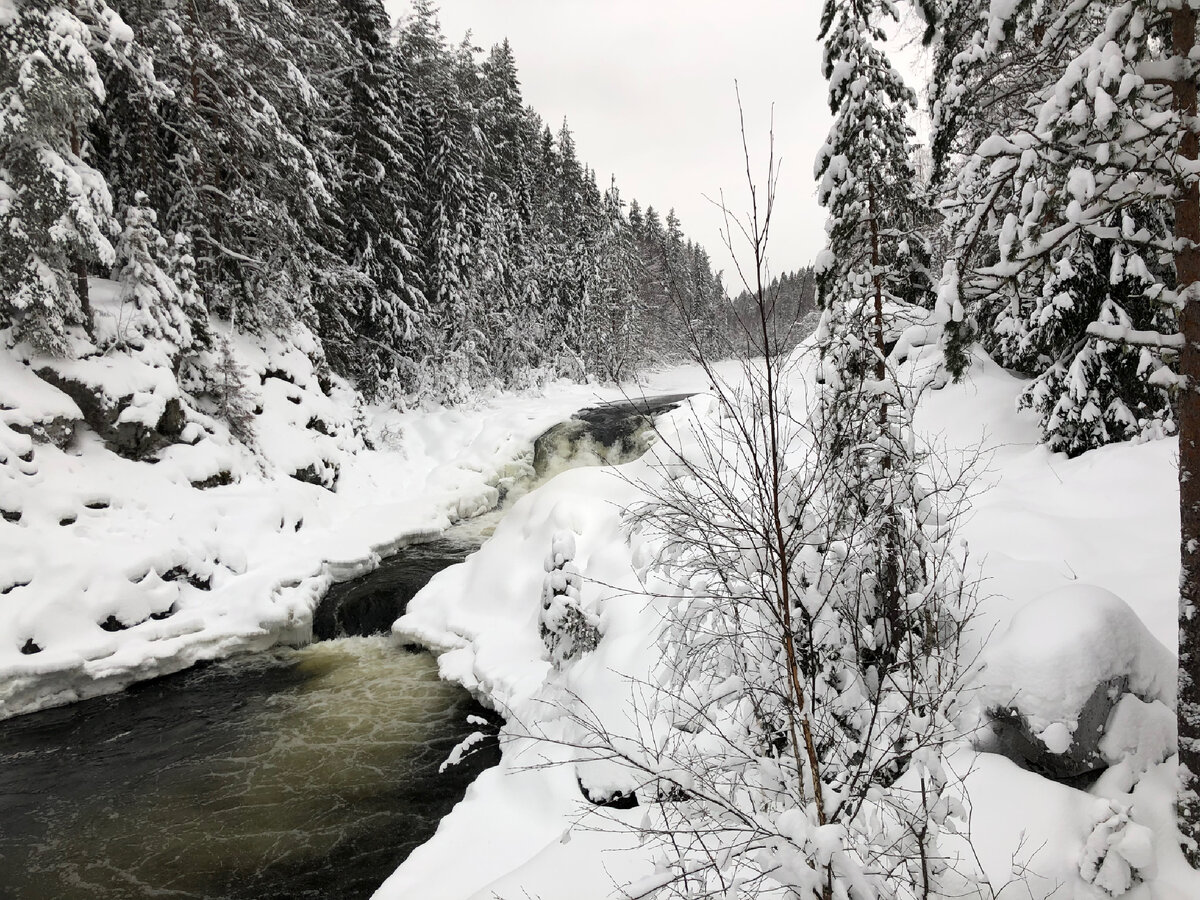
[70,123,94,337]
[1173,2,1200,867]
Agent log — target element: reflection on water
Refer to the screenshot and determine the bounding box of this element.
[0,638,499,900]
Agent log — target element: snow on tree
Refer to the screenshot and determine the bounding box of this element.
[327,0,427,399]
[930,0,1177,455]
[113,191,189,350]
[928,0,1199,858]
[166,230,205,354]
[0,0,131,353]
[809,0,976,893]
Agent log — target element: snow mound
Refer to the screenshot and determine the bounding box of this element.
[980,583,1175,737]
[0,353,83,439]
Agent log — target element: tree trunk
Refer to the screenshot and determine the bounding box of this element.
[1173,3,1200,868]
[70,123,94,337]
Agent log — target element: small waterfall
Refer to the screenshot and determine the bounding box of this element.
[315,393,691,641]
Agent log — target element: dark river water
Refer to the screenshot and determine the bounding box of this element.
[0,635,499,900]
[0,393,690,900]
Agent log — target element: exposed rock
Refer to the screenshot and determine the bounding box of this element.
[99,615,128,633]
[191,470,234,490]
[36,369,188,460]
[0,356,83,449]
[290,460,340,491]
[979,585,1175,783]
[10,415,77,449]
[161,566,212,591]
[577,775,638,809]
[987,677,1125,780]
[261,368,296,385]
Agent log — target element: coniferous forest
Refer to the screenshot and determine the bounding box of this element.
[0,0,732,409]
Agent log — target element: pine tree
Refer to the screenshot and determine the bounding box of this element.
[0,0,130,353]
[929,0,1097,379]
[399,0,487,399]
[110,0,339,332]
[113,191,188,349]
[330,0,427,398]
[812,0,965,892]
[589,180,640,381]
[166,230,205,354]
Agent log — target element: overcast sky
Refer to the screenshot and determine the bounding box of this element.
[385,1,831,286]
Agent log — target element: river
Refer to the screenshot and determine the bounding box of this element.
[0,393,689,899]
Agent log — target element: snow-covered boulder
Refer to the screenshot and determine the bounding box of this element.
[0,353,83,449]
[979,584,1175,779]
[36,363,187,459]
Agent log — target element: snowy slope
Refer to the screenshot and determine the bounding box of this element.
[379,347,1196,900]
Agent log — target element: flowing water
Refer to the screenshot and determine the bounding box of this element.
[0,638,500,900]
[0,393,690,900]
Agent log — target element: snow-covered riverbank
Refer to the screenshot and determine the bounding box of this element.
[0,302,720,719]
[379,346,1199,900]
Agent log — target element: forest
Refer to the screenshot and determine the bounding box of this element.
[0,0,744,409]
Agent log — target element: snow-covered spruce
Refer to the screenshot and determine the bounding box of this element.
[539,529,600,669]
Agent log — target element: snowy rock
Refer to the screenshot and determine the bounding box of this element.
[36,367,186,460]
[0,353,83,450]
[980,584,1175,780]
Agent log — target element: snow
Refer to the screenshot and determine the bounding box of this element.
[0,299,727,719]
[5,301,1198,898]
[375,344,1199,900]
[0,352,82,431]
[979,583,1175,736]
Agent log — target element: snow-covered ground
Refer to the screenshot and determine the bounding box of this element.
[378,345,1197,900]
[0,293,723,719]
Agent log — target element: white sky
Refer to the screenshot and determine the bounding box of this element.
[386,1,832,286]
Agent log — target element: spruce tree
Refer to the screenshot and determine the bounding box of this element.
[0,0,130,353]
[331,0,427,397]
[114,191,188,348]
[813,0,964,891]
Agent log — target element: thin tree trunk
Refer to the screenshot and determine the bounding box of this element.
[1173,2,1200,868]
[868,180,887,409]
[70,123,94,337]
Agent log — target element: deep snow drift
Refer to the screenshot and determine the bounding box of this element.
[378,343,1195,900]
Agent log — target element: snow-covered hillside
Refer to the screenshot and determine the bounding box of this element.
[379,345,1195,900]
